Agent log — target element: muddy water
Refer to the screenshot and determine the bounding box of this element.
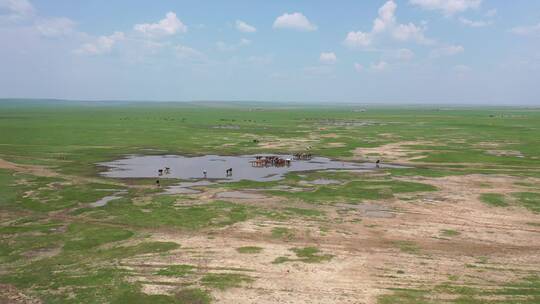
[89,191,127,208]
[164,181,213,194]
[215,191,267,199]
[99,154,399,182]
[303,179,341,185]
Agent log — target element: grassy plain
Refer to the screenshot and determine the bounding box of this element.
[0,100,539,303]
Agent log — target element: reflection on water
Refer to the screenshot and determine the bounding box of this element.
[99,154,398,182]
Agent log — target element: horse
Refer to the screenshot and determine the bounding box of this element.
[376,159,380,168]
[226,168,232,176]
[164,167,170,174]
[158,169,163,176]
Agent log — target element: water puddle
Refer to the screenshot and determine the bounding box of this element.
[99,154,399,182]
[89,191,127,208]
[267,185,313,192]
[302,179,340,185]
[215,191,267,199]
[99,154,403,195]
[337,203,395,218]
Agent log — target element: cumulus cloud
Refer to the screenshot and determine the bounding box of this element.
[373,0,397,33]
[431,45,464,57]
[344,31,372,48]
[510,23,540,36]
[393,22,430,43]
[35,17,76,37]
[459,17,491,27]
[319,52,337,64]
[235,20,256,33]
[354,63,363,72]
[409,0,482,16]
[344,1,431,49]
[273,12,317,31]
[396,48,415,60]
[1,1,79,38]
[175,44,206,61]
[0,0,34,21]
[75,31,125,55]
[134,12,187,37]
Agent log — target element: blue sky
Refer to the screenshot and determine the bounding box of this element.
[1,0,540,104]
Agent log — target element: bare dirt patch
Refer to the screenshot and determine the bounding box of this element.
[121,173,540,303]
[353,141,435,163]
[0,158,58,177]
[257,138,317,150]
[485,149,524,157]
[0,284,42,304]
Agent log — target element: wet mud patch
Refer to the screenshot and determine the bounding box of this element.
[301,179,340,185]
[89,191,127,207]
[215,191,267,200]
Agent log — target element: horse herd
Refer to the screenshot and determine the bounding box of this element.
[293,153,312,160]
[250,155,292,167]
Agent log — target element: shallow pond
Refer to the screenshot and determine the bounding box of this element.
[99,154,399,182]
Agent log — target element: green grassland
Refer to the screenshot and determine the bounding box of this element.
[1,100,540,303]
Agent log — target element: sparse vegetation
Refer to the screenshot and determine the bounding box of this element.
[156,265,195,277]
[480,193,509,207]
[236,246,263,254]
[174,288,212,304]
[393,241,420,254]
[271,227,295,240]
[1,102,540,302]
[512,192,540,212]
[200,273,253,290]
[273,246,333,264]
[440,229,460,237]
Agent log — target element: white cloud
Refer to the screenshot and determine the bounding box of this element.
[431,44,464,57]
[344,31,372,48]
[459,17,491,27]
[75,31,125,55]
[273,12,317,31]
[344,1,431,49]
[371,61,388,71]
[393,22,430,44]
[0,0,34,20]
[175,44,205,61]
[373,0,397,33]
[216,38,251,52]
[134,12,187,37]
[396,48,415,60]
[409,0,482,16]
[235,20,256,33]
[319,52,337,64]
[354,63,363,72]
[35,17,76,37]
[510,23,540,36]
